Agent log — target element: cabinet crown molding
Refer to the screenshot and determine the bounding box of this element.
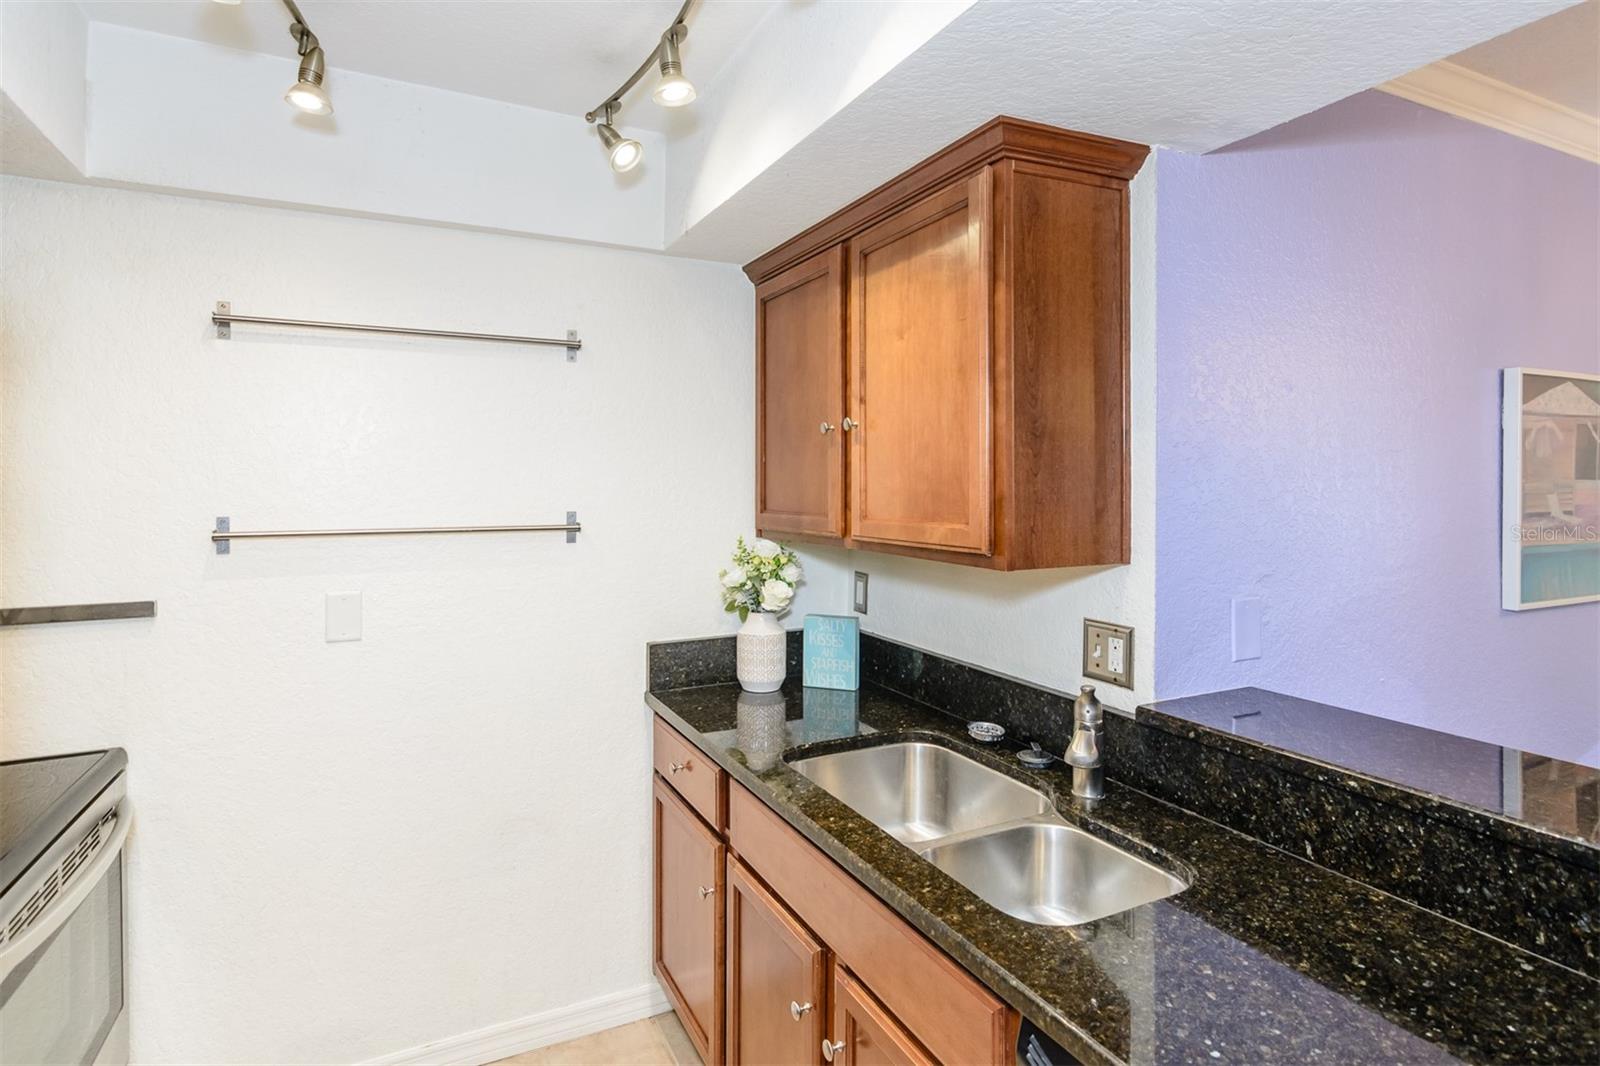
[743,116,1149,283]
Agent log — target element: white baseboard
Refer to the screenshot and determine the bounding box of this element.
[361,981,673,1066]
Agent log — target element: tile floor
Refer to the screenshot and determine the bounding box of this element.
[494,1012,700,1066]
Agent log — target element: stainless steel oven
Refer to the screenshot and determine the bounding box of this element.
[0,750,129,1066]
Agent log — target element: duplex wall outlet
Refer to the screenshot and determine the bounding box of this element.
[853,571,869,614]
[1083,619,1133,688]
[326,591,363,642]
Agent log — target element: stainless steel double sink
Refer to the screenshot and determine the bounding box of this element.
[788,742,1188,926]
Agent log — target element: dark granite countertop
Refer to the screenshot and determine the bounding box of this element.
[647,679,1599,1066]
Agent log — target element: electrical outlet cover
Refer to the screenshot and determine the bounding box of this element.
[326,591,363,642]
[1083,619,1133,688]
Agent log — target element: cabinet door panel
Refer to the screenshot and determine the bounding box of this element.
[654,776,725,1064]
[727,856,826,1066]
[757,246,846,538]
[831,966,934,1066]
[848,171,992,553]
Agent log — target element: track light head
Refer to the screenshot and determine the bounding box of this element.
[285,42,333,115]
[651,27,695,108]
[596,119,643,173]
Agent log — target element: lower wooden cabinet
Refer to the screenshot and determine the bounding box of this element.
[726,856,826,1065]
[652,717,1018,1066]
[653,774,725,1064]
[830,966,934,1066]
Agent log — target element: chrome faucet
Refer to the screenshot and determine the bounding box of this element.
[1065,684,1104,800]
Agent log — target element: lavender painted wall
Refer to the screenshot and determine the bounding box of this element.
[1155,90,1600,766]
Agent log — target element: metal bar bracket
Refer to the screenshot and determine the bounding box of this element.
[566,330,579,362]
[215,515,231,554]
[567,511,578,544]
[215,301,232,340]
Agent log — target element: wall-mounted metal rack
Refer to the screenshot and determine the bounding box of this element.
[212,513,581,554]
[211,302,582,361]
[0,602,157,627]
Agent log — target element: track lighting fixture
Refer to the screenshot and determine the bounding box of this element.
[651,27,696,108]
[282,0,333,116]
[584,0,701,174]
[285,45,332,115]
[595,106,643,173]
[212,0,331,113]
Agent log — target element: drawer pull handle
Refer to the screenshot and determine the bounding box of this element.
[841,417,859,432]
[669,761,688,774]
[790,1000,813,1021]
[698,885,715,899]
[820,421,835,434]
[822,1039,845,1061]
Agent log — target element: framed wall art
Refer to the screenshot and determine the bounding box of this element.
[1502,368,1600,610]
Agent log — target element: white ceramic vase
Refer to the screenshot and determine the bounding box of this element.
[736,610,787,692]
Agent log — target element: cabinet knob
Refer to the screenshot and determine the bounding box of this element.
[669,761,687,774]
[790,1001,813,1021]
[698,885,715,899]
[822,1039,845,1062]
[819,421,835,434]
[841,417,859,432]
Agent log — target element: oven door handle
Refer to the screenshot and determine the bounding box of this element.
[0,803,131,982]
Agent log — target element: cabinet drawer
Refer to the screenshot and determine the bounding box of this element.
[728,783,1015,1066]
[654,716,727,830]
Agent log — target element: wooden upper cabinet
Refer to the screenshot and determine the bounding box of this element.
[756,246,846,539]
[746,117,1148,571]
[848,171,992,554]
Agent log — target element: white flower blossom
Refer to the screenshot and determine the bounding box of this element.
[759,579,794,612]
[721,566,746,588]
[752,538,782,559]
[780,562,802,583]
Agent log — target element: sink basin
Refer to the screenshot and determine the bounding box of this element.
[788,742,1049,844]
[788,740,1189,926]
[920,822,1187,925]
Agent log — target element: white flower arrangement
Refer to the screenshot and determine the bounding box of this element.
[719,536,803,621]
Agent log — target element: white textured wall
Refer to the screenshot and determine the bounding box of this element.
[0,177,820,1063]
[797,165,1158,716]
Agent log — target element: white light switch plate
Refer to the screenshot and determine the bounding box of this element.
[326,591,362,642]
[1231,596,1262,661]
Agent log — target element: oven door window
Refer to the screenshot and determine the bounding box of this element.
[0,859,124,1066]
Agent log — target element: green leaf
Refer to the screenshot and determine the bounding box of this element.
[738,606,749,622]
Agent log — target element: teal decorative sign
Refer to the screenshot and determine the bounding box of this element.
[803,614,859,690]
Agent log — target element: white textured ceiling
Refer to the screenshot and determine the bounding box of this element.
[76,0,777,129]
[16,0,1575,258]
[1449,0,1598,116]
[668,0,1576,260]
